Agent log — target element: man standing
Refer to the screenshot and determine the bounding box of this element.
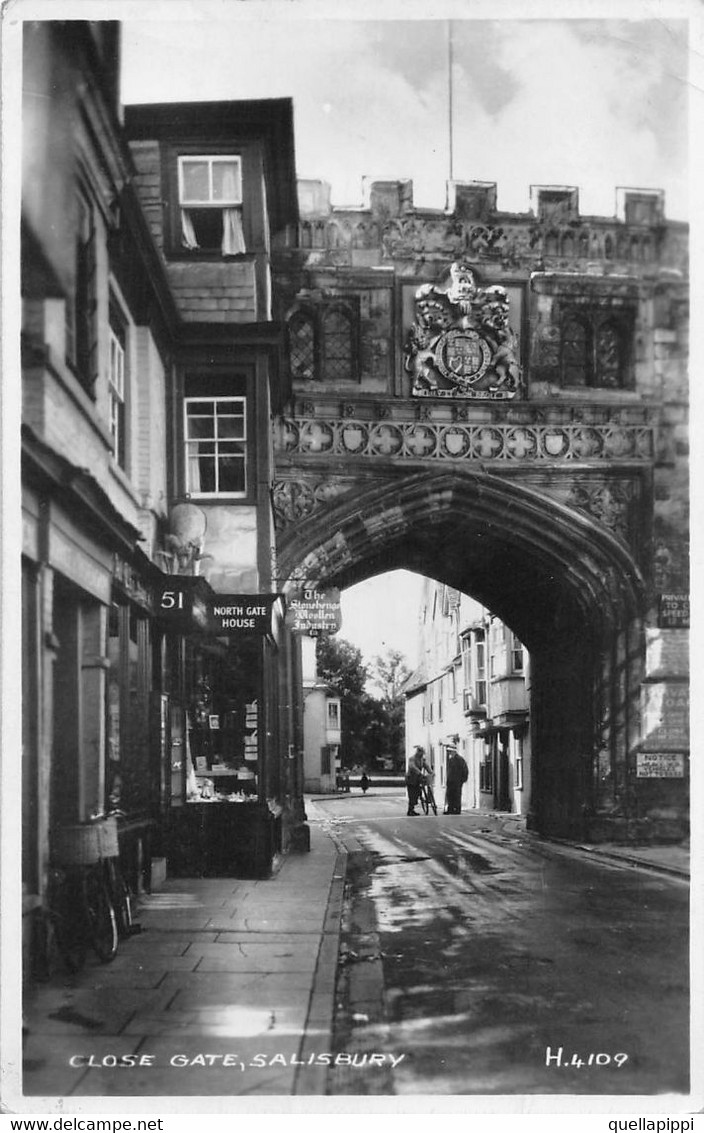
[405,746,425,815]
[445,746,469,814]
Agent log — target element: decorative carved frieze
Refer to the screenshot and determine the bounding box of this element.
[292,212,683,275]
[275,415,654,464]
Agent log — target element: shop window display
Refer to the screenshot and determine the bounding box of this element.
[166,639,279,878]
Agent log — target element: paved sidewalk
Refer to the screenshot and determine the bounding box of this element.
[16,799,689,1109]
[19,819,345,1104]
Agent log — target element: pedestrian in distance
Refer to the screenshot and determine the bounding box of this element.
[405,746,425,815]
[360,772,369,794]
[445,745,469,814]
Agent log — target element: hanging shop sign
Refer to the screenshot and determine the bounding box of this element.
[636,752,686,779]
[158,577,213,633]
[658,593,690,629]
[286,585,342,634]
[158,580,283,636]
[209,594,282,636]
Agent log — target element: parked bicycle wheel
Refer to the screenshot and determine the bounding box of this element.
[47,869,87,975]
[82,869,118,962]
[106,858,137,938]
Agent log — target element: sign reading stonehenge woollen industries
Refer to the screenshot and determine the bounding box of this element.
[286,585,342,634]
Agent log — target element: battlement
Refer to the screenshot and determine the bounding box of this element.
[297,178,669,226]
[286,178,686,275]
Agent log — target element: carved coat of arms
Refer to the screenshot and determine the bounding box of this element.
[404,262,522,399]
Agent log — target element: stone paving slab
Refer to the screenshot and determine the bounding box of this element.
[23,987,175,1033]
[76,956,201,980]
[120,1002,307,1038]
[226,913,326,932]
[183,932,318,948]
[159,971,314,1013]
[193,946,318,974]
[19,821,343,1104]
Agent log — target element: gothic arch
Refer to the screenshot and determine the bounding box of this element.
[277,470,647,839]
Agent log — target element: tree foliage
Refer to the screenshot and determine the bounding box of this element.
[316,637,410,771]
[370,649,412,703]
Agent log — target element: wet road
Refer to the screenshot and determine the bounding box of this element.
[315,791,690,1097]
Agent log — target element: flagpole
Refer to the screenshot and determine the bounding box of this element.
[448,20,454,204]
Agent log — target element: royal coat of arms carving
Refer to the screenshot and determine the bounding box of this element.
[404,262,523,399]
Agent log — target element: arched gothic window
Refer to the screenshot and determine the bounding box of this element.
[595,319,623,388]
[288,310,316,381]
[560,307,632,389]
[322,307,354,382]
[286,301,359,383]
[561,316,589,387]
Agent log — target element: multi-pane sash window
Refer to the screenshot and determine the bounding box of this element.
[184,397,247,497]
[511,635,524,673]
[109,318,126,469]
[178,155,246,255]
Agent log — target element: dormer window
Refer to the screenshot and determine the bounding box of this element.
[178,155,246,255]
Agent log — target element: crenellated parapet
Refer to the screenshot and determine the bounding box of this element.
[277,179,687,277]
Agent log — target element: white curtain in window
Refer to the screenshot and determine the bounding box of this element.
[222,207,246,255]
[181,209,199,250]
[187,451,202,493]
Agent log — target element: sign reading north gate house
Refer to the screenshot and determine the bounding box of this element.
[158,580,281,636]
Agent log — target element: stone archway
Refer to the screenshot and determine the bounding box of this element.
[276,469,647,842]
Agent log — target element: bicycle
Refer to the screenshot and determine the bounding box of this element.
[50,823,119,965]
[42,866,89,975]
[419,778,438,816]
[90,811,141,939]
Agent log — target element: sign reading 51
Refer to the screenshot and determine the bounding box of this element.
[160,590,187,610]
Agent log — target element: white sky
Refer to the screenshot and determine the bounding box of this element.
[119,5,692,220]
[339,570,425,670]
[117,1,694,663]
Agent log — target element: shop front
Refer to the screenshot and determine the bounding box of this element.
[158,579,285,879]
